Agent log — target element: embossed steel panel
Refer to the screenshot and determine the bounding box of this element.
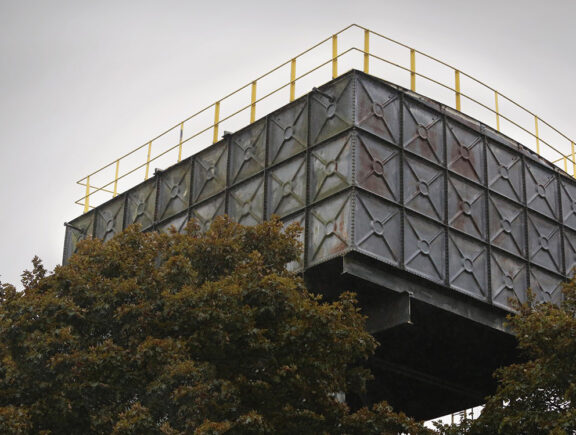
[125,179,156,229]
[282,212,305,271]
[448,231,488,300]
[228,176,264,226]
[530,266,564,304]
[560,177,576,231]
[308,193,351,264]
[355,132,400,203]
[190,194,225,233]
[527,212,562,274]
[94,196,125,242]
[486,140,523,203]
[354,191,401,266]
[65,70,576,315]
[404,155,444,222]
[446,120,484,184]
[193,141,227,203]
[355,74,400,145]
[403,99,444,165]
[268,98,307,165]
[448,176,485,241]
[489,194,525,257]
[404,212,445,284]
[157,159,191,222]
[525,161,558,220]
[157,210,189,234]
[64,211,95,261]
[491,250,528,309]
[565,229,576,276]
[310,133,352,202]
[310,75,354,145]
[267,156,306,218]
[229,119,266,185]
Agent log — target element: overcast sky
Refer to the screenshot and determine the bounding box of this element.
[1,0,575,287]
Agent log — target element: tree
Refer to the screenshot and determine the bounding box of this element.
[437,281,576,435]
[0,216,430,434]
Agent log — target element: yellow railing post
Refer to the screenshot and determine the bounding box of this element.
[144,141,152,180]
[113,160,120,197]
[332,34,338,79]
[410,49,416,91]
[250,81,257,123]
[83,176,90,213]
[494,91,501,131]
[290,59,296,102]
[364,29,370,73]
[454,70,461,111]
[534,115,540,154]
[564,156,568,173]
[570,141,576,178]
[178,122,184,162]
[213,102,220,144]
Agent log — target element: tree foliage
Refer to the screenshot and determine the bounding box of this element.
[0,217,430,434]
[436,282,576,435]
[467,281,576,434]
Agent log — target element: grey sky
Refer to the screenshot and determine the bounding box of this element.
[1,0,575,287]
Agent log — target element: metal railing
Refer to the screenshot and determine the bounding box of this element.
[76,24,576,212]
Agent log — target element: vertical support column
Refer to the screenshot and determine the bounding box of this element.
[534,115,540,154]
[332,34,338,79]
[113,160,120,197]
[144,141,152,180]
[410,49,416,91]
[83,176,90,213]
[454,70,461,111]
[290,59,296,102]
[494,91,501,131]
[178,122,184,162]
[363,29,370,73]
[213,102,220,144]
[251,81,257,123]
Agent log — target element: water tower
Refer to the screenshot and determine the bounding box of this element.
[64,25,576,419]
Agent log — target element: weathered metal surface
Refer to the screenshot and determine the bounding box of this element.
[94,196,125,242]
[190,194,225,233]
[355,74,400,145]
[157,210,189,234]
[157,159,191,222]
[193,141,227,203]
[355,132,400,202]
[125,179,156,229]
[63,211,94,261]
[229,120,266,184]
[64,69,576,316]
[309,74,354,145]
[448,231,488,300]
[308,192,351,265]
[310,133,352,202]
[228,176,264,226]
[354,191,401,266]
[268,156,306,218]
[404,155,444,222]
[268,98,307,165]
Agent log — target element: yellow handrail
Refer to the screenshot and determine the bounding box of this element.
[76,24,576,212]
